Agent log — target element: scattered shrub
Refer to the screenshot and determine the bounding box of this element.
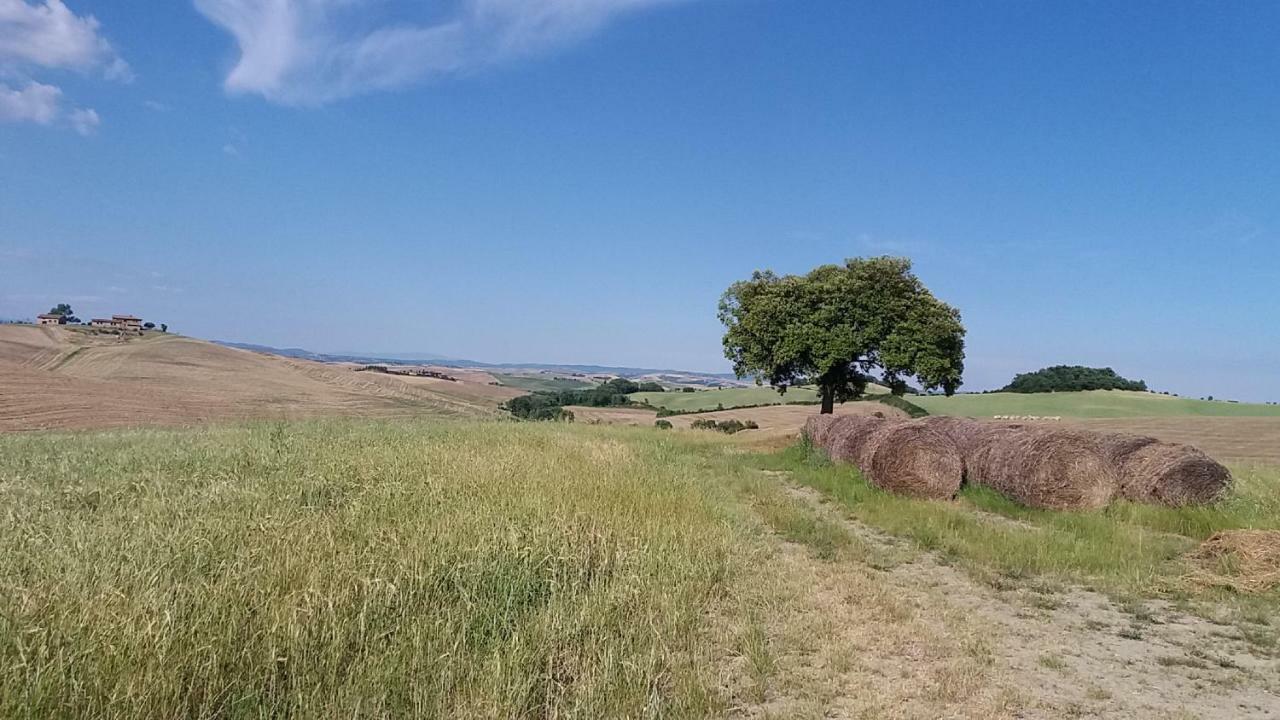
[689,418,756,435]
[654,420,673,430]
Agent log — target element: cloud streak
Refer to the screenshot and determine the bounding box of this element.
[0,0,130,131]
[194,0,685,105]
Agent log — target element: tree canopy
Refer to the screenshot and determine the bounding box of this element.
[1001,366,1147,393]
[47,303,80,323]
[718,257,965,413]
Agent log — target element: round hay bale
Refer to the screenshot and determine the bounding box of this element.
[826,415,889,465]
[966,427,1117,510]
[1112,442,1232,506]
[914,416,989,457]
[1186,530,1280,593]
[864,423,963,500]
[803,414,840,448]
[1096,432,1161,464]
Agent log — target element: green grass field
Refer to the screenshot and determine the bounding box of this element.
[914,390,1280,418]
[632,384,889,412]
[490,373,595,393]
[2,419,1276,717]
[631,385,819,411]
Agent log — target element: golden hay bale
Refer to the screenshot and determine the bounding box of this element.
[802,414,840,448]
[826,415,889,465]
[966,427,1117,510]
[1102,438,1232,506]
[1096,432,1161,462]
[914,416,987,457]
[863,422,964,500]
[1186,530,1280,593]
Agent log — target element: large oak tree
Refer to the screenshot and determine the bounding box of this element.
[718,257,965,413]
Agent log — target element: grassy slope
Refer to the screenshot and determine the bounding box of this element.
[490,373,595,393]
[914,390,1280,418]
[633,384,891,412]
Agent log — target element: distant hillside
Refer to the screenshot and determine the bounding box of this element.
[914,390,1280,419]
[216,341,745,386]
[0,326,522,432]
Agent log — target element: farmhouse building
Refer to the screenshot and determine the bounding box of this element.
[112,314,143,330]
[36,314,65,326]
[90,318,114,328]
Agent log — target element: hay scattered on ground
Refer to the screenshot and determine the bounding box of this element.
[967,426,1117,510]
[1186,530,1280,593]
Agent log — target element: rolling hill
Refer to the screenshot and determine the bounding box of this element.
[913,390,1280,419]
[0,325,524,432]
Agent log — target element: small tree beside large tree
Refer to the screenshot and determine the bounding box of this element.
[48,303,80,324]
[719,257,965,413]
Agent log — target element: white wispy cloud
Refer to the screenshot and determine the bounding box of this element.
[0,79,59,122]
[68,105,97,134]
[194,0,686,105]
[0,0,130,131]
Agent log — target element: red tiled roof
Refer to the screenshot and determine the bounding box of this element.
[37,314,61,319]
[112,315,142,321]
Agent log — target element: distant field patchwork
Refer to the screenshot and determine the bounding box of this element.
[914,390,1280,419]
[490,373,595,393]
[631,386,816,411]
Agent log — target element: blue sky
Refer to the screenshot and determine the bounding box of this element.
[2,1,1278,400]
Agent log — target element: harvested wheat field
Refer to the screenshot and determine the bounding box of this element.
[0,325,522,431]
[1069,416,1280,466]
[571,402,903,447]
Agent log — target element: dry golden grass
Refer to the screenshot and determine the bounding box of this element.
[0,325,523,431]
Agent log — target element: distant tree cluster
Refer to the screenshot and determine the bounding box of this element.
[504,378,663,420]
[690,418,758,434]
[48,304,80,323]
[1002,366,1147,394]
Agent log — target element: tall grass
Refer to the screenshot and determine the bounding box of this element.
[0,420,741,718]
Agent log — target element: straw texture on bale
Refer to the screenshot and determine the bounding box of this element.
[914,416,994,463]
[1186,530,1280,593]
[966,426,1117,510]
[825,415,888,466]
[862,421,964,500]
[802,414,840,448]
[1099,434,1232,506]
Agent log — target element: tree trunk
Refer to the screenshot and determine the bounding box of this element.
[820,386,835,414]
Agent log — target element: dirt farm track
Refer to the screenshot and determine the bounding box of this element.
[0,325,523,432]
